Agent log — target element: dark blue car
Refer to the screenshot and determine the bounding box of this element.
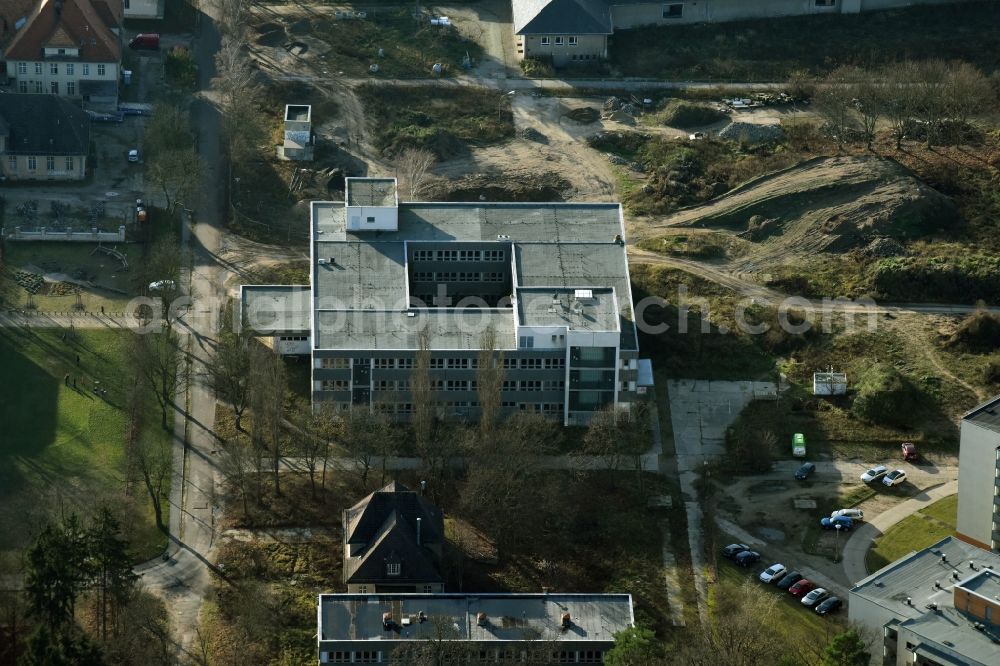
[820,516,854,531]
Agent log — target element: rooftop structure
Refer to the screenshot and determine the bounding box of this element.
[4,0,121,63]
[317,592,634,663]
[849,536,1000,666]
[956,394,1000,553]
[241,177,645,426]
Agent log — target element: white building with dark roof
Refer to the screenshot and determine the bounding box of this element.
[849,536,1000,666]
[957,394,1000,553]
[317,592,634,664]
[0,93,89,180]
[241,177,644,426]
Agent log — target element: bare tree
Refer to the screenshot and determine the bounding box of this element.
[850,69,887,150]
[943,61,994,129]
[411,325,435,458]
[814,68,858,150]
[881,62,919,150]
[582,402,651,489]
[134,433,172,533]
[130,326,184,430]
[912,59,951,148]
[208,305,254,429]
[476,324,504,442]
[340,407,395,488]
[214,35,269,164]
[220,430,254,518]
[147,147,204,213]
[395,148,437,200]
[248,345,286,497]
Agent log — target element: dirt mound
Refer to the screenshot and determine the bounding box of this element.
[565,107,599,124]
[428,171,570,203]
[657,99,727,130]
[670,156,958,253]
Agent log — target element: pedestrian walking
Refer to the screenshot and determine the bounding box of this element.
[100,305,105,314]
[64,373,69,386]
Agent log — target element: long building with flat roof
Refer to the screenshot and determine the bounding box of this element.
[317,592,634,664]
[242,178,646,425]
[849,536,1000,666]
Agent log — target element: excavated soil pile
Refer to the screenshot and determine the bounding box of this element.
[670,156,957,254]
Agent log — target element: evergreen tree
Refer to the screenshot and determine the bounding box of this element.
[823,629,870,666]
[24,516,91,632]
[87,509,138,641]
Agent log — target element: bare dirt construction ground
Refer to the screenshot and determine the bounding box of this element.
[433,95,621,201]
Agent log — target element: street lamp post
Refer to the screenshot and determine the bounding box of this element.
[834,524,843,563]
[498,90,516,120]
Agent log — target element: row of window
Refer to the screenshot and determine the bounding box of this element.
[411,249,506,262]
[8,156,75,172]
[322,649,603,663]
[17,81,77,95]
[501,380,565,391]
[16,62,105,76]
[539,36,579,46]
[370,401,564,415]
[321,357,567,370]
[569,54,600,62]
[412,271,505,283]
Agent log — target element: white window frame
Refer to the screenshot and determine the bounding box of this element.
[66,63,74,75]
[540,36,550,46]
[49,63,58,75]
[387,562,401,576]
[17,62,27,75]
[568,36,578,46]
[27,156,37,171]
[34,62,42,75]
[97,64,106,76]
[82,63,90,76]
[554,36,564,46]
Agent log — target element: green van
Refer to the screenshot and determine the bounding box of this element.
[792,433,806,458]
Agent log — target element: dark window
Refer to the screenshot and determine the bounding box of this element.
[663,4,683,18]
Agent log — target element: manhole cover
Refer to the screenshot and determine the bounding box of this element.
[105,191,119,197]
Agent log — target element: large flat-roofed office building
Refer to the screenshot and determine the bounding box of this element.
[242,178,643,425]
[317,592,635,664]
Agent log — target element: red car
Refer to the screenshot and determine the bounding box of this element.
[901,442,918,462]
[788,579,817,597]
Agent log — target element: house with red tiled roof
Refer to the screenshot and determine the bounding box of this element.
[2,0,122,107]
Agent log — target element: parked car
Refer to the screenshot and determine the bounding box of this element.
[861,465,888,483]
[901,442,918,462]
[128,149,140,163]
[129,33,160,50]
[792,433,806,457]
[776,571,803,590]
[883,469,907,487]
[148,280,176,292]
[815,596,843,615]
[722,543,750,559]
[759,564,787,584]
[734,550,761,567]
[794,462,816,480]
[831,508,864,521]
[788,579,816,597]
[801,588,830,607]
[820,516,854,531]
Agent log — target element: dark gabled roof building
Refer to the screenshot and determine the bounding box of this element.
[0,94,89,180]
[343,482,445,593]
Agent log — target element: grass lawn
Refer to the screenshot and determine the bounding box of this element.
[715,564,845,664]
[610,1,1000,80]
[0,327,169,561]
[867,495,958,573]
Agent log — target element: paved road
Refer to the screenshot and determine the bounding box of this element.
[129,1,228,662]
[841,481,959,586]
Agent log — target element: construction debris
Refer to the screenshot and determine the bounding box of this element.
[718,122,785,145]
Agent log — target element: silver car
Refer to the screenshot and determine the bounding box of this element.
[801,588,830,607]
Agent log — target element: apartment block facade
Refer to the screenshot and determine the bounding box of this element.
[956,395,1000,553]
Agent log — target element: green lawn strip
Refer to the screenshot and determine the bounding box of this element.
[716,564,844,663]
[866,495,957,573]
[0,328,169,561]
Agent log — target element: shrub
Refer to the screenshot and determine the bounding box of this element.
[945,311,1000,352]
[851,362,924,427]
[656,99,727,129]
[164,46,197,89]
[520,57,554,78]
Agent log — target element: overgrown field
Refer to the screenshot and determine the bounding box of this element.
[610,1,1000,80]
[0,328,169,560]
[357,85,515,159]
[867,495,958,572]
